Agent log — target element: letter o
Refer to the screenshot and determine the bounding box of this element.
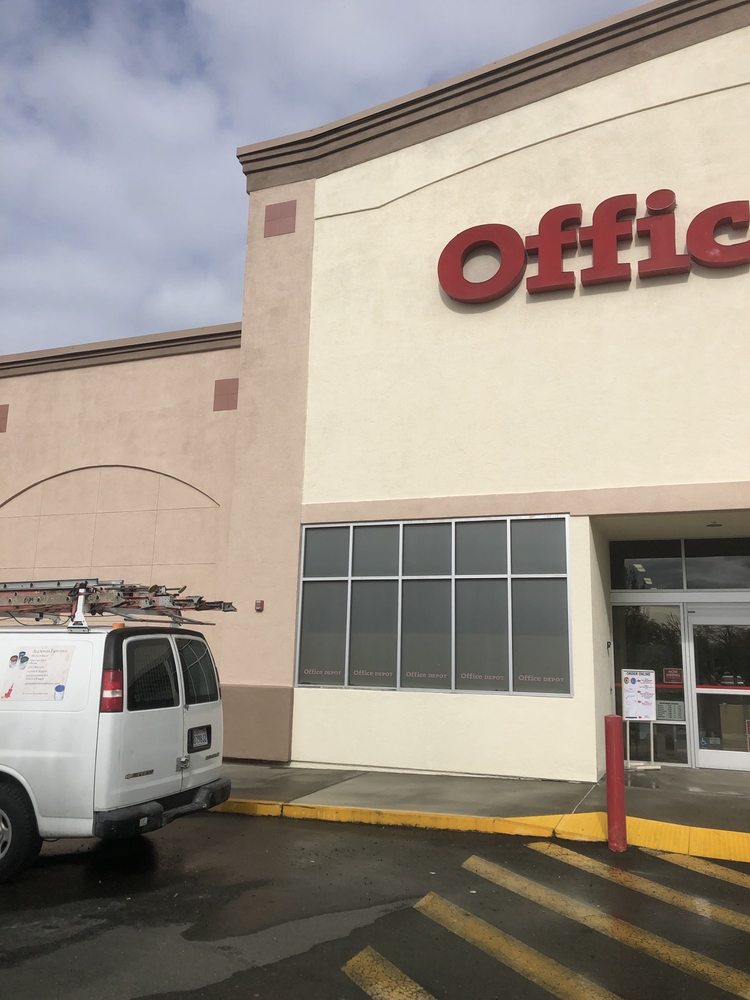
[437,224,527,303]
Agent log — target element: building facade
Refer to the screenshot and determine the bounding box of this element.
[1,0,749,780]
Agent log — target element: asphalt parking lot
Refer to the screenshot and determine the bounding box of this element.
[2,813,750,999]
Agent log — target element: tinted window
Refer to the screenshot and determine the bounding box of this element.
[176,637,219,704]
[304,527,349,577]
[685,538,750,590]
[511,519,566,574]
[126,638,179,711]
[401,580,451,688]
[456,579,509,691]
[352,525,399,577]
[456,521,507,575]
[297,517,571,696]
[609,540,682,590]
[511,579,569,693]
[403,523,451,576]
[348,581,398,687]
[298,581,347,685]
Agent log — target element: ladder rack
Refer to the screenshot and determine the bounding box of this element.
[0,579,237,629]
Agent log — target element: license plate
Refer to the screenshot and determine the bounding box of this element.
[188,725,211,752]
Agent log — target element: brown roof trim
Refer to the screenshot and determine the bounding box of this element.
[0,322,242,379]
[237,0,750,192]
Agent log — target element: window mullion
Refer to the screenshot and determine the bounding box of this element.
[397,522,403,690]
[344,525,353,687]
[451,521,456,691]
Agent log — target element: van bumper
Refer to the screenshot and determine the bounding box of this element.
[93,777,232,839]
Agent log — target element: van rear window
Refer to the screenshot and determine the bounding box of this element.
[176,637,219,705]
[126,638,179,711]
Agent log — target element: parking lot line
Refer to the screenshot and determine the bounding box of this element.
[415,892,619,999]
[464,854,750,999]
[643,849,750,891]
[342,945,436,999]
[528,841,750,933]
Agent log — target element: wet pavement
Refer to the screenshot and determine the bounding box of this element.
[221,760,750,864]
[2,812,750,998]
[223,760,750,831]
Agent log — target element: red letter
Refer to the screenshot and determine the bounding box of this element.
[437,224,527,304]
[637,189,690,278]
[525,204,581,294]
[579,194,637,286]
[686,201,750,268]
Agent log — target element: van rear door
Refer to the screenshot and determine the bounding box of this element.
[173,634,224,791]
[96,633,183,809]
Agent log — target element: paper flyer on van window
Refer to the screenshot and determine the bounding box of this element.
[0,646,75,703]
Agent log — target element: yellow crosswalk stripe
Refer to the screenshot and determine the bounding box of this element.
[415,892,619,999]
[342,946,437,999]
[643,848,750,891]
[464,854,750,999]
[528,840,750,934]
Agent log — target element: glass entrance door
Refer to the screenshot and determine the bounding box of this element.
[689,607,750,770]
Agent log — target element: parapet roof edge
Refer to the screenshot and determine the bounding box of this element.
[237,0,750,192]
[0,322,242,379]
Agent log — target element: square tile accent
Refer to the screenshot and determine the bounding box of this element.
[213,378,239,412]
[0,404,8,432]
[264,200,297,238]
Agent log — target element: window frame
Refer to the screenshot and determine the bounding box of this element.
[296,515,573,698]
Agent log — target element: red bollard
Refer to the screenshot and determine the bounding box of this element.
[605,714,627,853]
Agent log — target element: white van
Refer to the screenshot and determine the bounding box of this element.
[0,623,230,882]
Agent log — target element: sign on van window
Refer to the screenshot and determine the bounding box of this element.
[0,646,75,703]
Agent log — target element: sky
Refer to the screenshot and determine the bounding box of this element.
[1,0,642,354]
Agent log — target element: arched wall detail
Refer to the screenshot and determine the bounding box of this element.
[0,465,224,596]
[0,464,219,512]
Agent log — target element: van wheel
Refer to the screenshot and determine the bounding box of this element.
[0,784,42,883]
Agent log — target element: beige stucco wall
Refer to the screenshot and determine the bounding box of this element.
[293,516,601,780]
[304,28,750,505]
[0,349,240,662]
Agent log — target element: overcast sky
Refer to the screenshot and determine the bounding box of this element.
[1,0,641,354]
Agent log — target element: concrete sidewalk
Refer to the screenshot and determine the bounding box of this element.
[216,762,750,863]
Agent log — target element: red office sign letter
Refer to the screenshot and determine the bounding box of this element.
[686,201,750,268]
[525,204,582,294]
[438,190,749,306]
[437,224,527,304]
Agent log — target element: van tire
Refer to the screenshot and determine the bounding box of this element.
[0,784,42,883]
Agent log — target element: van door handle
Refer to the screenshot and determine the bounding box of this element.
[176,756,190,771]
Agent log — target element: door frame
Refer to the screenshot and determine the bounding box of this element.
[685,603,750,771]
[611,591,750,770]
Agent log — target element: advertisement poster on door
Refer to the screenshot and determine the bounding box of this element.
[622,669,656,721]
[0,646,75,703]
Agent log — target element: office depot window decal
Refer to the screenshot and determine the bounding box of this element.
[297,517,570,695]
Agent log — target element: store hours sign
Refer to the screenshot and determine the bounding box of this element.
[622,669,656,722]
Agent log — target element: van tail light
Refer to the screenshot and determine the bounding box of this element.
[100,669,124,713]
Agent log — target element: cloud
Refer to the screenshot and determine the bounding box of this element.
[0,0,639,353]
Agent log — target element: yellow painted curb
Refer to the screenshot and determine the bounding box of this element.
[214,799,282,817]
[554,811,608,842]
[281,802,564,836]
[215,798,750,863]
[689,825,750,863]
[627,816,691,855]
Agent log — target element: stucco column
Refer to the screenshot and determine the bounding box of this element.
[220,179,315,760]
